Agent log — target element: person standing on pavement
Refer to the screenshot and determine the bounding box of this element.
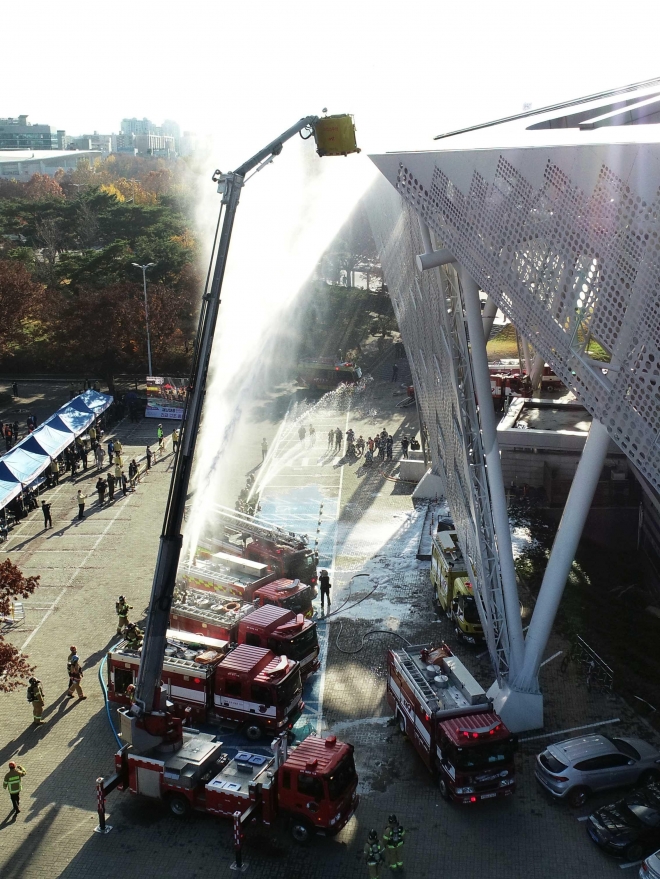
[94,444,105,471]
[50,458,60,485]
[172,428,180,453]
[298,424,306,443]
[114,461,122,482]
[382,815,405,872]
[121,471,129,496]
[261,437,268,461]
[128,459,138,490]
[335,427,343,451]
[116,596,132,634]
[41,500,52,530]
[386,435,393,461]
[4,762,26,814]
[401,436,409,459]
[319,570,331,613]
[107,471,116,501]
[12,420,19,440]
[157,424,164,450]
[26,677,45,724]
[309,424,315,445]
[76,489,86,520]
[96,477,107,504]
[327,429,334,448]
[107,439,114,465]
[363,830,385,878]
[391,362,399,382]
[146,447,152,470]
[66,657,86,700]
[114,439,123,458]
[80,446,88,471]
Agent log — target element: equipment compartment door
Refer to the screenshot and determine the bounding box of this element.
[137,767,162,798]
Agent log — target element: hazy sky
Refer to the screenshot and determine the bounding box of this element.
[7,0,659,161]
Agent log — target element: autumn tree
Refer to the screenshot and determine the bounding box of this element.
[0,560,40,693]
[0,260,44,353]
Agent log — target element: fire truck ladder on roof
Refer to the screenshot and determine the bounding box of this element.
[396,649,438,706]
[210,503,308,549]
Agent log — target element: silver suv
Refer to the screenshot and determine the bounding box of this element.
[535,734,660,807]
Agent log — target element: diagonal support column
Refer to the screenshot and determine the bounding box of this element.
[460,267,525,675]
[482,296,498,342]
[513,418,611,691]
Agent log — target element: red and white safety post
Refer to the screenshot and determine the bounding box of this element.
[230,810,248,872]
[94,777,113,834]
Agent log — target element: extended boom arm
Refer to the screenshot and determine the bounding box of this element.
[134,116,325,713]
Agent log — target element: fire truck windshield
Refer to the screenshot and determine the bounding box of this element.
[291,552,316,583]
[463,597,480,624]
[284,627,318,660]
[277,667,302,706]
[327,753,357,800]
[451,740,516,771]
[280,592,312,614]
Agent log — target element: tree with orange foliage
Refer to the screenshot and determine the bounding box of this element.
[0,560,40,692]
[24,173,64,201]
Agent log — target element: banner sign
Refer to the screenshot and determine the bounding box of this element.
[145,376,186,420]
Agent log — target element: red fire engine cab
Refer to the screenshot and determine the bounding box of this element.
[387,643,517,803]
[168,590,320,681]
[115,722,358,844]
[108,632,303,741]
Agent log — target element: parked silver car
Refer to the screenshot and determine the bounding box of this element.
[641,849,660,878]
[535,734,660,807]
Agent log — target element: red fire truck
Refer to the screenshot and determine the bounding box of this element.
[114,721,358,843]
[108,632,304,741]
[180,554,316,618]
[201,505,319,586]
[169,588,320,680]
[387,643,517,803]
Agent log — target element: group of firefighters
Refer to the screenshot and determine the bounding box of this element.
[364,815,406,875]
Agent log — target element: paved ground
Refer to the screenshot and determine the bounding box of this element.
[0,372,657,878]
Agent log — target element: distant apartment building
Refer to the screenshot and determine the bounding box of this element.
[0,115,66,150]
[69,132,116,153]
[134,133,175,156]
[120,117,181,153]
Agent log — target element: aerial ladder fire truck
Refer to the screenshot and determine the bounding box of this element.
[99,113,360,844]
[181,549,316,617]
[387,643,517,803]
[199,503,319,586]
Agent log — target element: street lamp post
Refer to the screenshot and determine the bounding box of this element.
[132,262,156,375]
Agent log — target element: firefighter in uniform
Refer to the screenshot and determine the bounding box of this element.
[4,762,26,813]
[116,596,132,634]
[124,623,143,650]
[363,829,384,878]
[67,645,77,674]
[382,814,405,871]
[319,570,331,613]
[26,677,45,724]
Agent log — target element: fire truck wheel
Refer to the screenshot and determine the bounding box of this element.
[290,818,312,844]
[397,712,406,735]
[437,776,451,801]
[167,793,191,818]
[245,723,263,741]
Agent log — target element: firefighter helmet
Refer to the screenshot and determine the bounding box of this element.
[28,677,37,685]
[119,595,125,602]
[388,814,398,825]
[368,829,378,842]
[8,761,16,769]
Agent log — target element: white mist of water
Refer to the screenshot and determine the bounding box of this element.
[184,134,376,559]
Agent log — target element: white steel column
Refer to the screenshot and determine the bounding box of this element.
[530,353,545,390]
[514,418,611,690]
[482,296,498,342]
[460,267,525,675]
[521,336,532,377]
